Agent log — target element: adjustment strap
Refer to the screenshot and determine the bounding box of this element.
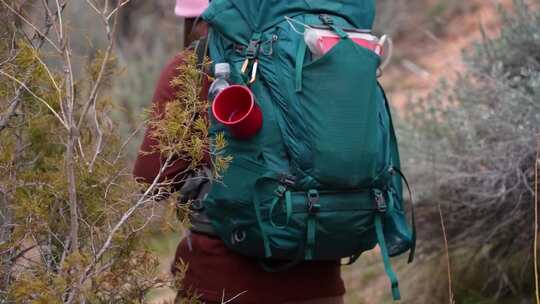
[254,193,272,258]
[269,187,293,229]
[329,24,348,40]
[386,189,395,213]
[319,14,348,39]
[378,84,417,264]
[285,190,293,223]
[393,167,417,263]
[375,214,401,301]
[295,37,307,92]
[192,35,210,87]
[254,177,274,258]
[252,170,297,259]
[306,215,316,260]
[305,189,320,260]
[194,37,209,71]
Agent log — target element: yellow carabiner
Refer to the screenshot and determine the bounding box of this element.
[240,58,259,85]
[248,60,259,84]
[241,58,250,74]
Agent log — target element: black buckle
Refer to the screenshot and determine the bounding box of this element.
[373,189,387,213]
[274,185,287,197]
[189,199,205,211]
[307,189,320,214]
[234,44,246,54]
[279,174,296,188]
[319,14,334,25]
[246,39,261,59]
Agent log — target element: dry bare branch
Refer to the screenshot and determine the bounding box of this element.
[0,69,68,129]
[65,153,175,304]
[534,135,540,304]
[0,0,62,53]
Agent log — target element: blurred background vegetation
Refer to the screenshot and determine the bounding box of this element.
[1,0,539,303]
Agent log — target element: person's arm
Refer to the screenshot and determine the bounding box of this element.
[133,54,192,188]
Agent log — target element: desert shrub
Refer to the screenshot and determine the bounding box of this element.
[399,0,540,302]
[373,0,408,36]
[111,44,175,159]
[374,0,477,41]
[110,0,184,157]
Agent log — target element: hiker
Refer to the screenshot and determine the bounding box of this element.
[133,1,346,303]
[134,0,415,303]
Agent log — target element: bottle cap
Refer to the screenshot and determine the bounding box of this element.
[215,63,230,76]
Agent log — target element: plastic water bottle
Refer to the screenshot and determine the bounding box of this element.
[208,63,231,101]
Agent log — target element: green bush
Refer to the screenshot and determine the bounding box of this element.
[400,0,540,302]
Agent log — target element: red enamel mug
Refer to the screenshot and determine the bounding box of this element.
[212,85,263,140]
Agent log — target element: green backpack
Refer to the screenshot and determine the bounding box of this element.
[200,0,416,300]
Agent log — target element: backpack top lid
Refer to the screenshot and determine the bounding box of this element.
[201,0,376,44]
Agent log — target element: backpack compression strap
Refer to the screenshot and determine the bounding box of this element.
[375,212,401,301]
[378,83,417,263]
[392,167,417,263]
[342,188,404,301]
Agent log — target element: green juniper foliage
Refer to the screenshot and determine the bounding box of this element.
[0,35,166,304]
[147,50,231,180]
[0,2,222,303]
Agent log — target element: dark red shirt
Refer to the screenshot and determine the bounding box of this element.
[133,52,345,303]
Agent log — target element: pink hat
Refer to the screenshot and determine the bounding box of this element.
[175,0,209,18]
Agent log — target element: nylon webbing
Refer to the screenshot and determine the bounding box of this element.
[305,214,316,260]
[386,190,395,213]
[191,35,210,88]
[320,14,348,39]
[305,189,320,260]
[254,194,272,258]
[269,189,293,229]
[393,167,417,264]
[295,38,307,92]
[379,83,417,264]
[254,179,273,258]
[375,214,401,301]
[329,24,349,39]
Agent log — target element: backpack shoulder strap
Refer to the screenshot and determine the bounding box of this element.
[179,36,216,237]
[188,36,210,75]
